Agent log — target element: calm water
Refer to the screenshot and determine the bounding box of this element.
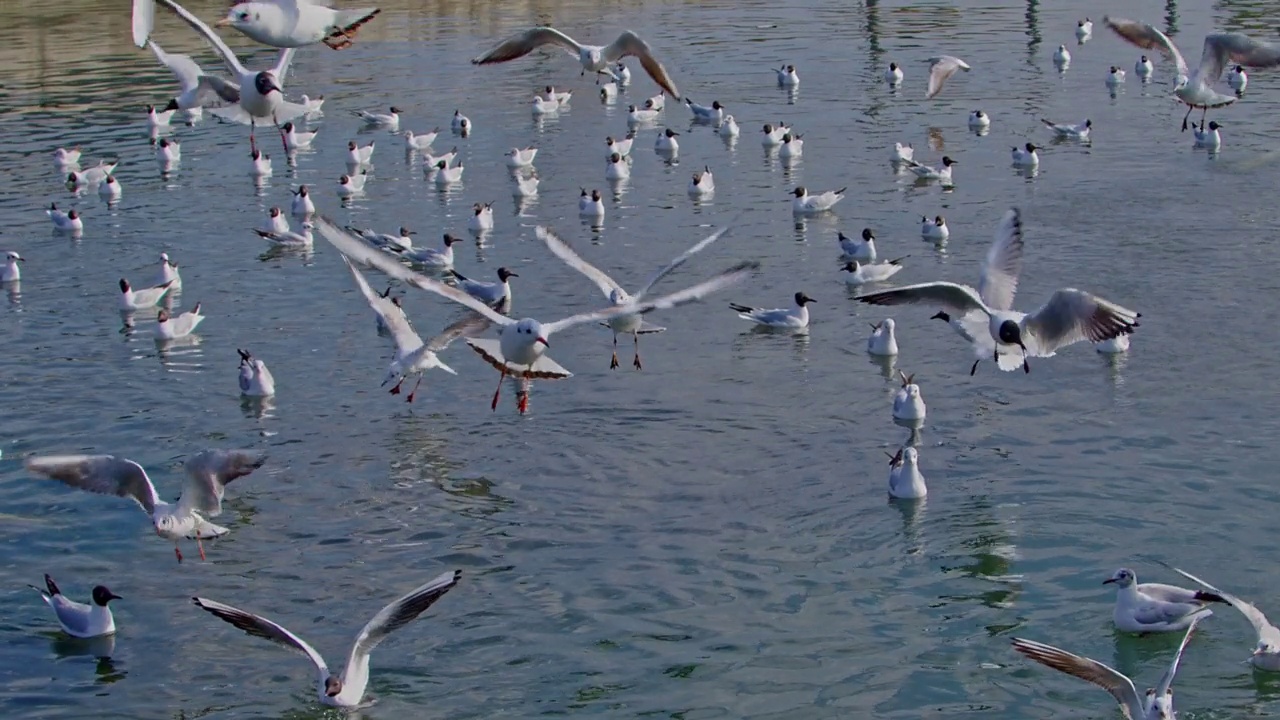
[3,0,1280,717]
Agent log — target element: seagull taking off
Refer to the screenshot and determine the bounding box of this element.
[472,27,681,98]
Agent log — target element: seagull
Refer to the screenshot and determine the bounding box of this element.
[1104,17,1280,129]
[156,138,181,168]
[856,208,1141,374]
[451,110,471,135]
[290,185,314,219]
[921,216,949,242]
[3,252,22,283]
[25,449,265,562]
[729,292,814,329]
[53,147,82,168]
[537,224,731,370]
[118,278,173,311]
[904,156,957,183]
[1053,44,1071,67]
[885,62,903,85]
[404,128,438,151]
[886,447,926,499]
[718,114,740,139]
[1076,18,1093,42]
[249,149,273,177]
[156,253,181,289]
[1105,567,1224,634]
[315,219,754,413]
[256,222,313,247]
[98,175,123,203]
[1193,120,1222,149]
[1012,615,1199,720]
[606,152,630,181]
[778,133,804,160]
[1010,142,1040,167]
[925,56,971,99]
[867,319,898,356]
[155,303,204,340]
[1041,118,1092,140]
[841,258,907,286]
[433,161,464,186]
[349,225,415,252]
[281,121,316,151]
[66,161,116,188]
[342,257,488,402]
[968,110,991,130]
[237,349,275,397]
[839,229,876,262]
[892,371,925,421]
[1136,55,1154,80]
[891,142,914,163]
[471,27,681,98]
[393,233,460,268]
[655,128,680,155]
[29,574,120,638]
[605,134,634,158]
[505,146,537,168]
[1168,566,1280,671]
[775,64,799,86]
[685,98,724,123]
[192,569,460,708]
[213,0,380,50]
[148,40,231,122]
[337,171,369,197]
[541,85,573,104]
[299,94,325,114]
[1106,66,1127,88]
[1229,64,1248,92]
[450,267,516,307]
[579,188,605,218]
[146,103,175,130]
[791,186,845,215]
[530,92,559,113]
[761,122,790,147]
[354,106,401,129]
[514,174,540,198]
[687,166,714,196]
[47,204,83,233]
[422,147,458,170]
[144,0,304,154]
[346,140,375,168]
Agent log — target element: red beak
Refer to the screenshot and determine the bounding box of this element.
[536,337,549,347]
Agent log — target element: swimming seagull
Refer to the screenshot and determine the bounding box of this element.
[866,319,898,356]
[1168,566,1280,670]
[192,569,460,708]
[791,186,845,215]
[886,447,926,499]
[1012,614,1199,720]
[1105,567,1225,633]
[842,258,907,286]
[30,574,120,638]
[314,218,755,413]
[471,27,681,99]
[857,208,1141,374]
[840,229,876,261]
[537,224,731,370]
[3,252,22,283]
[1104,16,1280,130]
[904,156,957,183]
[155,304,205,339]
[237,349,275,397]
[119,277,173,311]
[145,0,302,154]
[451,267,516,308]
[729,292,814,329]
[892,371,925,421]
[25,449,266,563]
[1193,120,1221,149]
[354,106,401,129]
[342,256,489,402]
[1041,118,1092,140]
[925,56,971,99]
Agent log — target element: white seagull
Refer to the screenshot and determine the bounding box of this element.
[1105,567,1224,634]
[1169,566,1280,671]
[472,27,681,98]
[192,569,461,708]
[839,228,876,262]
[149,40,231,122]
[3,252,22,283]
[926,56,971,99]
[537,224,731,369]
[904,156,957,183]
[450,267,516,308]
[1012,615,1200,720]
[354,106,401,129]
[26,449,265,562]
[1041,118,1092,140]
[841,258,907,286]
[791,186,845,215]
[729,292,814,329]
[155,303,205,340]
[892,371,925,421]
[237,349,275,397]
[118,277,173,311]
[886,447,926,499]
[256,222,313,247]
[30,574,120,638]
[47,204,83,233]
[1104,16,1280,129]
[857,208,1141,373]
[215,0,380,50]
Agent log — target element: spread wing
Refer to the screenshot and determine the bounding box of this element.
[1012,638,1143,720]
[1171,567,1280,650]
[978,208,1024,311]
[926,56,970,99]
[1196,33,1280,87]
[856,282,990,315]
[26,455,160,515]
[342,570,461,679]
[342,255,424,356]
[535,226,623,300]
[542,260,758,336]
[634,225,731,300]
[425,313,492,353]
[270,49,296,86]
[148,40,202,92]
[602,31,681,98]
[314,217,513,327]
[153,0,249,78]
[132,0,155,47]
[1021,289,1140,356]
[1154,615,1200,698]
[193,597,329,675]
[471,26,582,64]
[1102,17,1188,78]
[178,449,266,517]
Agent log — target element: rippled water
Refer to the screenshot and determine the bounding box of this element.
[5,0,1280,717]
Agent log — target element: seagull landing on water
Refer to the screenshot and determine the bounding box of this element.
[1012,614,1200,720]
[857,208,1141,375]
[315,218,755,414]
[25,450,266,563]
[192,569,460,708]
[471,27,681,99]
[537,224,733,370]
[1104,16,1280,130]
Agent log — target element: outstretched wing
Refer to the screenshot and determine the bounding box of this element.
[148,40,202,92]
[978,208,1025,311]
[1102,16,1188,78]
[342,255,424,356]
[856,282,989,315]
[425,313,492,353]
[1154,615,1200,698]
[1021,289,1140,356]
[925,56,970,99]
[342,570,461,678]
[132,0,155,47]
[153,0,249,78]
[26,455,160,515]
[634,225,731,300]
[602,31,681,98]
[471,27,582,64]
[193,597,329,675]
[1197,33,1280,87]
[1011,638,1144,720]
[178,449,266,517]
[1171,567,1280,650]
[270,48,296,86]
[535,226,623,300]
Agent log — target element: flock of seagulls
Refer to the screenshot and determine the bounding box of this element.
[10,0,1280,713]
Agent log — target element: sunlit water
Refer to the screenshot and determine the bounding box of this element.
[3,0,1280,717]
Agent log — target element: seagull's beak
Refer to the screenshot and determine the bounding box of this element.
[108,591,123,601]
[1102,578,1117,584]
[535,337,549,347]
[214,17,233,28]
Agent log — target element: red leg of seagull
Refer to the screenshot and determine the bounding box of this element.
[389,379,403,395]
[491,369,506,411]
[197,536,207,561]
[174,545,183,563]
[406,376,422,403]
[250,118,258,155]
[633,332,642,370]
[274,113,289,155]
[610,333,620,369]
[517,389,529,414]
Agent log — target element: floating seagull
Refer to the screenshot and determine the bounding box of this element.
[718,114,740,138]
[866,319,898,356]
[26,449,265,562]
[925,56,971,99]
[655,128,680,155]
[154,253,180,289]
[579,188,605,218]
[53,147,82,168]
[47,204,83,233]
[315,219,754,413]
[1229,64,1248,92]
[30,574,120,638]
[891,142,914,163]
[350,225,415,252]
[1193,120,1222,149]
[451,109,471,135]
[156,138,181,168]
[687,166,714,196]
[192,569,461,708]
[775,64,799,86]
[505,146,537,168]
[627,103,660,125]
[513,174,539,198]
[1105,567,1224,633]
[904,156,957,184]
[471,27,681,98]
[66,160,116,188]
[256,222,313,247]
[404,128,438,151]
[389,234,459,269]
[842,258,907,286]
[645,92,666,111]
[762,122,790,147]
[541,85,573,105]
[778,133,803,160]
[451,267,516,307]
[99,175,123,203]
[839,229,876,262]
[146,104,175,130]
[887,447,925,499]
[337,171,369,197]
[537,224,731,370]
[237,349,275,397]
[298,94,325,114]
[346,140,375,168]
[291,185,314,219]
[3,252,22,283]
[1012,615,1199,720]
[892,371,925,421]
[145,0,303,154]
[422,147,458,170]
[598,80,619,101]
[859,208,1140,373]
[1041,118,1092,140]
[1106,66,1127,88]
[433,161,464,187]
[1097,335,1130,354]
[1104,17,1280,129]
[119,277,173,311]
[354,106,401,130]
[921,215,949,242]
[605,134,634,158]
[791,186,845,215]
[249,149,273,177]
[606,152,630,181]
[214,0,380,50]
[468,202,495,233]
[281,121,316,151]
[1136,55,1154,80]
[1010,142,1040,167]
[149,41,228,122]
[968,110,990,130]
[685,98,724,123]
[1076,18,1093,42]
[1169,566,1280,670]
[613,62,631,84]
[155,304,204,340]
[1053,44,1071,67]
[729,292,814,329]
[342,257,488,402]
[885,62,903,86]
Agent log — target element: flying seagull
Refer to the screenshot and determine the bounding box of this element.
[472,27,681,99]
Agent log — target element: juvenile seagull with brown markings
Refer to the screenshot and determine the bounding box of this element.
[856,208,1140,374]
[193,569,460,708]
[1103,16,1280,130]
[472,27,681,99]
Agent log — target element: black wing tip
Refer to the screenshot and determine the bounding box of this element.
[1196,590,1229,604]
[44,574,60,596]
[728,303,753,313]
